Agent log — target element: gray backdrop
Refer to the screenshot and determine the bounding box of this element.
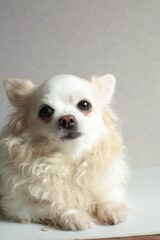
[0,0,160,168]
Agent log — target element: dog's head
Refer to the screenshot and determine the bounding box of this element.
[4,74,116,155]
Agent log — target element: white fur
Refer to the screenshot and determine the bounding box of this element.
[0,74,129,230]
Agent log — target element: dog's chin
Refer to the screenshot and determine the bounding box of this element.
[61,132,82,141]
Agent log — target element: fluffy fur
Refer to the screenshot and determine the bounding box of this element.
[0,74,128,230]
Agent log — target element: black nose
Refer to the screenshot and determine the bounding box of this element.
[59,115,76,129]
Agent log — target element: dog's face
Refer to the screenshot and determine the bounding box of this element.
[4,74,116,154]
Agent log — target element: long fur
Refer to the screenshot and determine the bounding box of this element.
[0,74,129,230]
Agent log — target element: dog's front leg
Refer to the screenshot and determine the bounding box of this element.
[96,201,128,225]
[56,208,93,230]
[95,187,129,225]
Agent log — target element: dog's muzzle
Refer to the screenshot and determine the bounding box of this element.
[59,115,81,140]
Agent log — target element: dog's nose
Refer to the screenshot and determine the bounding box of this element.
[59,115,76,129]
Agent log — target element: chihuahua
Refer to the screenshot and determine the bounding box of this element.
[0,74,128,230]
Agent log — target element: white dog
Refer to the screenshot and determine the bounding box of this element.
[0,74,128,230]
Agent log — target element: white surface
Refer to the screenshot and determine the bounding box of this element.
[0,166,160,240]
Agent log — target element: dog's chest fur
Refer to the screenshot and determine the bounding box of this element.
[0,129,121,212]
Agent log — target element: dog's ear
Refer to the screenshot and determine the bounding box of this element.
[3,78,35,107]
[91,74,116,103]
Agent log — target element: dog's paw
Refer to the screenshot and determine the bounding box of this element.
[97,202,129,225]
[59,209,93,230]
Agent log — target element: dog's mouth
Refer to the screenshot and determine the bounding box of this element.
[61,132,82,141]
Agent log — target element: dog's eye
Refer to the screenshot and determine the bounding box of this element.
[77,100,92,112]
[39,105,54,119]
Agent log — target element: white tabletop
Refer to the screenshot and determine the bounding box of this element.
[0,166,160,240]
